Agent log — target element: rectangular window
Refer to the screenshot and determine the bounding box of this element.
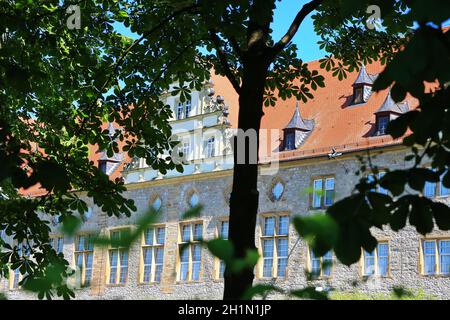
[50,236,64,254]
[260,215,289,278]
[423,168,449,198]
[353,87,364,104]
[424,181,437,198]
[74,235,94,287]
[108,230,129,285]
[10,242,31,289]
[377,115,389,136]
[439,240,450,275]
[178,222,203,282]
[312,177,335,208]
[422,239,450,275]
[185,100,192,117]
[377,243,389,276]
[309,249,333,277]
[181,140,191,161]
[362,242,390,276]
[218,220,229,279]
[312,179,322,208]
[324,178,335,206]
[204,137,216,158]
[176,102,184,120]
[440,172,450,197]
[285,132,295,150]
[368,172,389,195]
[141,226,165,283]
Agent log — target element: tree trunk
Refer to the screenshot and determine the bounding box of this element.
[223,57,268,300]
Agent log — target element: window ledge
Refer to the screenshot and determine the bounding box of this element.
[106,283,127,287]
[176,280,203,284]
[420,274,450,278]
[137,282,162,286]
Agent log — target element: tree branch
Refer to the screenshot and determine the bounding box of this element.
[271,0,322,54]
[208,30,242,94]
[76,4,200,135]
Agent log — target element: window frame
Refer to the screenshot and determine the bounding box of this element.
[74,233,95,288]
[214,218,229,280]
[376,115,390,136]
[257,213,290,279]
[367,170,389,195]
[50,235,64,255]
[310,175,336,209]
[419,238,450,276]
[422,167,450,198]
[139,224,166,284]
[353,86,364,104]
[176,101,184,120]
[177,221,204,283]
[307,248,333,279]
[204,136,216,158]
[360,240,391,277]
[9,241,31,290]
[106,228,130,285]
[285,131,296,150]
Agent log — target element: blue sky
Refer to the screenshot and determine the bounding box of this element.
[114,1,326,62]
[115,1,450,63]
[272,0,325,62]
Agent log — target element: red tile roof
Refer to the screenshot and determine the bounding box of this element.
[22,58,434,196]
[212,60,419,163]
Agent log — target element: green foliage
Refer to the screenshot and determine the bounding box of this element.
[293,214,338,257]
[1,0,449,300]
[322,4,450,265]
[330,288,437,300]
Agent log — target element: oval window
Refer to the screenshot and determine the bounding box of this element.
[152,197,162,211]
[271,182,284,201]
[189,193,199,207]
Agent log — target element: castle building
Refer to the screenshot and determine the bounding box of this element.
[1,61,450,300]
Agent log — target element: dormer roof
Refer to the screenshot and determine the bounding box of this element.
[375,91,409,115]
[284,101,314,131]
[353,64,377,86]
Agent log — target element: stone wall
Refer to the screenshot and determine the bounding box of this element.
[2,147,450,299]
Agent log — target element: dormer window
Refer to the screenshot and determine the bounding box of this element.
[351,65,376,105]
[376,115,389,136]
[285,132,295,150]
[373,91,409,137]
[98,122,123,175]
[353,86,364,104]
[282,101,314,151]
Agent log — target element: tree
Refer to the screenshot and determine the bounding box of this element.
[1,0,448,300]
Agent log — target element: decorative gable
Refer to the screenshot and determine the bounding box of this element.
[98,122,123,175]
[373,90,409,136]
[282,101,314,151]
[352,65,377,104]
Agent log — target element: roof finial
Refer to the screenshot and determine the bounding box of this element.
[353,63,375,86]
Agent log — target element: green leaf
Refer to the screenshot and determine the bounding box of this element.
[206,239,234,261]
[290,287,328,300]
[293,214,338,257]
